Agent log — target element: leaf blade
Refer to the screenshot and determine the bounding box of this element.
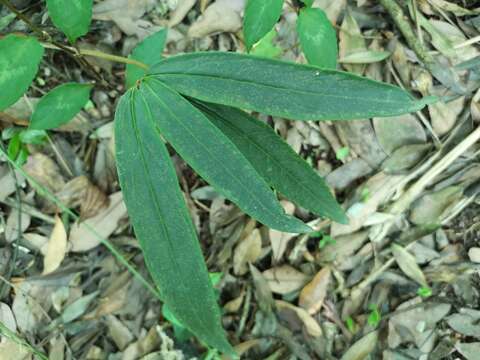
[30,83,92,130]
[114,90,234,355]
[244,0,284,51]
[150,52,433,121]
[0,35,44,111]
[140,78,310,233]
[297,7,337,69]
[46,0,93,42]
[126,28,168,88]
[194,101,347,223]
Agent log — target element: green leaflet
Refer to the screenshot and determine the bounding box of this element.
[195,101,348,224]
[140,78,311,233]
[244,0,284,51]
[30,83,92,130]
[297,7,337,69]
[150,52,434,121]
[46,0,92,42]
[0,35,44,111]
[114,91,234,355]
[125,28,168,88]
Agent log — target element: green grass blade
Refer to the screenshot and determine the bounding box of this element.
[115,90,235,355]
[195,101,347,224]
[149,52,433,121]
[139,78,311,233]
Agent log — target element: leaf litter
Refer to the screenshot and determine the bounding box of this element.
[1,0,480,358]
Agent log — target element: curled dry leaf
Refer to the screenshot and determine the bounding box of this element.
[188,0,244,38]
[93,0,159,38]
[428,96,465,137]
[43,215,68,274]
[409,186,463,225]
[382,144,431,174]
[299,266,331,315]
[69,192,127,252]
[275,300,322,337]
[23,153,65,192]
[56,175,109,220]
[262,265,310,295]
[168,0,197,27]
[0,165,22,201]
[339,9,367,75]
[233,228,262,275]
[249,263,275,312]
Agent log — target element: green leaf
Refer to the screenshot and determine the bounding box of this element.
[0,35,44,111]
[139,78,310,233]
[297,7,337,69]
[250,29,282,59]
[126,28,168,88]
[194,101,347,223]
[150,52,433,121]
[46,0,93,42]
[30,83,92,130]
[244,0,284,51]
[115,90,234,355]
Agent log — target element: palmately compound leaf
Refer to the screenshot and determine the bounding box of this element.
[195,101,347,224]
[139,78,311,234]
[0,34,44,111]
[150,52,434,121]
[30,83,92,130]
[115,91,235,355]
[125,28,168,88]
[46,0,93,43]
[297,7,337,69]
[244,0,284,51]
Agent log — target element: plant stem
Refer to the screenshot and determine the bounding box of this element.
[378,0,434,66]
[79,48,149,70]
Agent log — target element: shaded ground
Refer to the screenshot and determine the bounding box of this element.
[1,0,480,359]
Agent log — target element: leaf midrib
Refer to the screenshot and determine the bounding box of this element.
[199,104,334,213]
[152,73,413,106]
[129,90,213,337]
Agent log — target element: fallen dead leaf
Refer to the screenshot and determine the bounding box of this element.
[43,215,68,274]
[276,300,323,337]
[69,192,127,252]
[391,243,428,286]
[299,266,331,315]
[188,0,244,38]
[262,265,310,295]
[233,228,262,275]
[23,153,65,193]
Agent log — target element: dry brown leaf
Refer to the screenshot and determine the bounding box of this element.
[168,0,197,27]
[339,8,366,75]
[43,215,68,274]
[275,300,323,337]
[56,175,109,220]
[299,266,331,315]
[270,201,297,262]
[262,265,310,295]
[93,0,159,38]
[69,192,127,252]
[188,0,244,38]
[391,244,427,286]
[23,153,65,192]
[340,330,378,360]
[233,228,262,275]
[428,96,465,136]
[5,208,31,243]
[0,166,19,201]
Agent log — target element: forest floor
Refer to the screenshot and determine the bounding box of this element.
[1,0,480,359]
